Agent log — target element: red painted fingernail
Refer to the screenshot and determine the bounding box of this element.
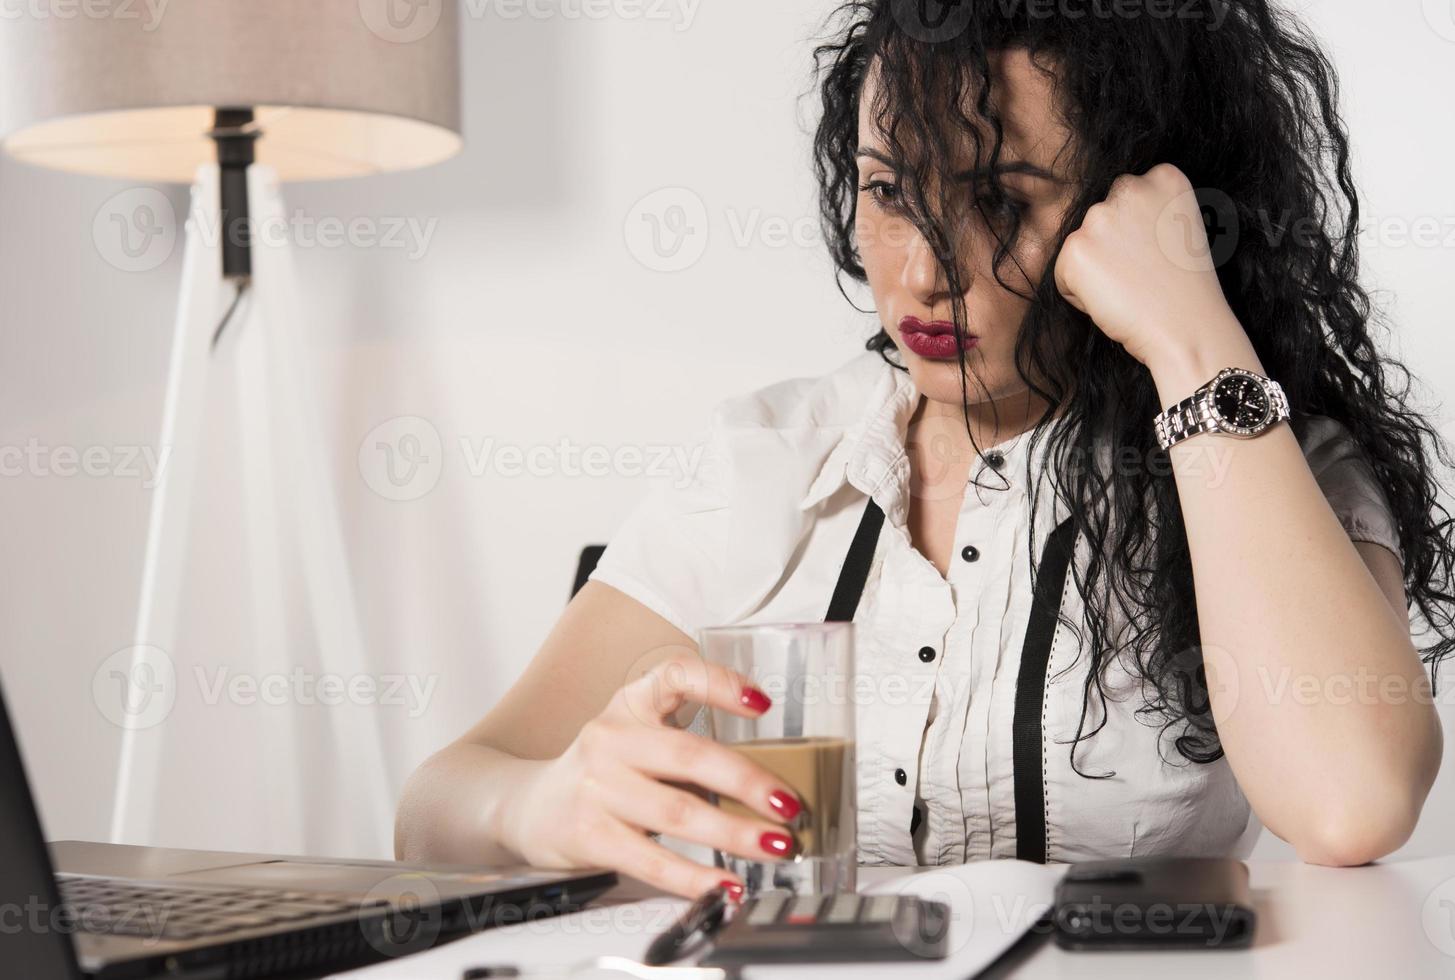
[767,789,801,821]
[718,880,745,903]
[759,831,794,857]
[739,686,771,713]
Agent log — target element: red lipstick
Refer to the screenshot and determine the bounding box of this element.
[898,315,978,359]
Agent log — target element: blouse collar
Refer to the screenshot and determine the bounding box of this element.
[797,355,1047,525]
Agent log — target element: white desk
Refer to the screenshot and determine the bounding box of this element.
[339,855,1455,979]
[943,856,1455,978]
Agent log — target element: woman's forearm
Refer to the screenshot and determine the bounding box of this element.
[1148,323,1442,864]
[394,741,548,866]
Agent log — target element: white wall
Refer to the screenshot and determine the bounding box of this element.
[0,0,1451,863]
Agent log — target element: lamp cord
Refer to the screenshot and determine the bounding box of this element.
[210,277,252,350]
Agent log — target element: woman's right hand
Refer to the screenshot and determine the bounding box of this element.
[493,653,803,900]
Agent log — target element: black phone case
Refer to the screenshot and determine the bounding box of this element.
[1052,856,1256,950]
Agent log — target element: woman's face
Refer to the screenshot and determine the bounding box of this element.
[855,49,1079,411]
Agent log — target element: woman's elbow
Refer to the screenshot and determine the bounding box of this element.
[1292,787,1424,867]
[393,749,455,862]
[393,759,430,862]
[1297,712,1443,867]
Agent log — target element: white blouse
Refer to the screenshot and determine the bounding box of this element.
[587,351,1404,866]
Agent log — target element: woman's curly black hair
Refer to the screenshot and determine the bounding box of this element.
[809,0,1455,773]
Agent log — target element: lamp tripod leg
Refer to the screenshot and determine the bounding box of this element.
[110,165,225,845]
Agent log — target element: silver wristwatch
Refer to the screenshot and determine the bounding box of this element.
[1153,367,1290,450]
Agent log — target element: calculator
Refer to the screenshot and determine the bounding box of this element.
[698,891,951,966]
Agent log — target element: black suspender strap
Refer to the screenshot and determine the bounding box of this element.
[823,497,886,622]
[1010,514,1078,863]
[822,496,1078,863]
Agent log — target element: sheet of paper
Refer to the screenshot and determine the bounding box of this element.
[751,860,1064,980]
[336,860,1064,980]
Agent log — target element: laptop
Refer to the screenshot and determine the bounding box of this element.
[0,682,617,979]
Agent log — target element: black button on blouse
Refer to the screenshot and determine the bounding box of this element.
[918,645,936,663]
[894,768,908,786]
[961,545,980,563]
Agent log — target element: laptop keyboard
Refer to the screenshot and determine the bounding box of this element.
[57,875,386,942]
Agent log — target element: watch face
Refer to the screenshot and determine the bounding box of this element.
[1212,373,1272,431]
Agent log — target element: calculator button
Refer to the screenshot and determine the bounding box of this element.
[822,894,860,924]
[862,895,899,923]
[745,893,788,926]
[786,896,825,924]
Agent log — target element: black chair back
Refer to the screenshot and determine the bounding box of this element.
[572,545,607,599]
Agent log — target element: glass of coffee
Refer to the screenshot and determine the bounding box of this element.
[698,622,856,895]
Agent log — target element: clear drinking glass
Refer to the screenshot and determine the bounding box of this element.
[698,622,857,895]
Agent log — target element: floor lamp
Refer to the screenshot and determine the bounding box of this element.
[0,4,462,851]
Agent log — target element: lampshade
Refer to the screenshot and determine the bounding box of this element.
[0,1,461,182]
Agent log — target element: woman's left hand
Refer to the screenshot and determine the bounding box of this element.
[1052,163,1246,372]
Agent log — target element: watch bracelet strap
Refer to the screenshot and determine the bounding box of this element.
[1155,391,1220,450]
[1154,377,1290,450]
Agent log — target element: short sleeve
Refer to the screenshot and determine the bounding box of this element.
[585,355,881,638]
[1295,415,1404,565]
[585,421,732,640]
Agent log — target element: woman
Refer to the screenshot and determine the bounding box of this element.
[396,0,1453,898]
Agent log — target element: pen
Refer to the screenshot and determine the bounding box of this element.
[642,883,732,966]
